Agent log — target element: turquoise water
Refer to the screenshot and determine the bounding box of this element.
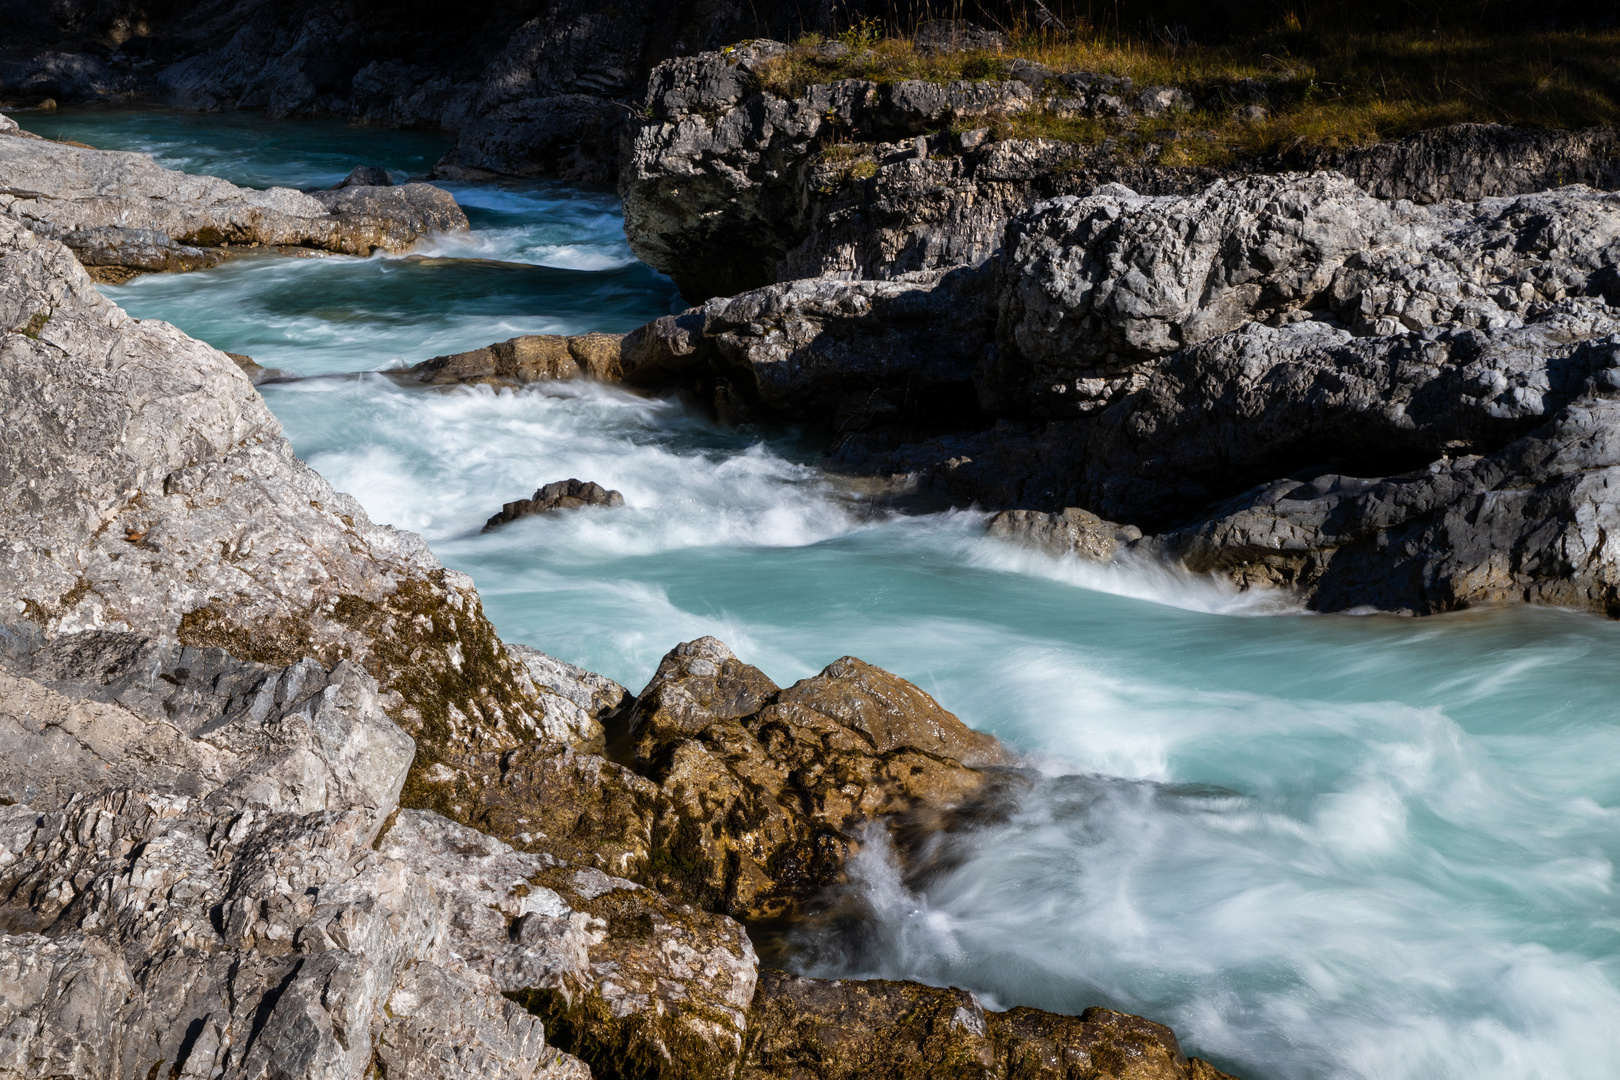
[27,108,1620,1080]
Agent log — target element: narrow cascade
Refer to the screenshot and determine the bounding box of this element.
[39,107,1620,1080]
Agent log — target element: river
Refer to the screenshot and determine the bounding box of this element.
[24,105,1620,1080]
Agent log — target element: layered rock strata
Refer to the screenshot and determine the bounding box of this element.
[0,212,1235,1077]
[0,126,467,279]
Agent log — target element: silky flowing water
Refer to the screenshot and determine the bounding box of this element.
[28,107,1620,1080]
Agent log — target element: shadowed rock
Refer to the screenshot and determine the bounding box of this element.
[483,479,625,531]
[333,164,393,188]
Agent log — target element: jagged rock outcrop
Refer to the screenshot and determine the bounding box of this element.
[621,44,1620,303]
[484,480,625,532]
[0,642,762,1079]
[0,129,466,279]
[416,636,1014,923]
[529,167,1620,615]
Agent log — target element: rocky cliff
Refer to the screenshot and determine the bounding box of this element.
[0,208,1237,1078]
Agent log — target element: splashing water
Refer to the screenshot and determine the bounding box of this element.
[38,108,1620,1080]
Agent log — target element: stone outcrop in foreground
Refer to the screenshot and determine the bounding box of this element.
[0,124,467,280]
[0,214,1235,1078]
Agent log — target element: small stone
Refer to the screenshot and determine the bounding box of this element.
[332,164,394,188]
[483,478,625,531]
[957,127,990,151]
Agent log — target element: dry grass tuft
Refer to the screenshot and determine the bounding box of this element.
[754,24,1620,164]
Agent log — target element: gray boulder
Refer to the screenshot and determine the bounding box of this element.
[0,136,467,278]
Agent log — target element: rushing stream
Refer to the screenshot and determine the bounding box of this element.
[28,106,1620,1080]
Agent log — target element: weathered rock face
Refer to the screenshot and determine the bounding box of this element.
[623,44,1620,303]
[742,972,1238,1080]
[414,636,1012,924]
[0,209,566,797]
[624,637,1010,920]
[0,640,766,1079]
[484,480,626,532]
[621,41,1047,301]
[0,130,466,278]
[624,168,1620,615]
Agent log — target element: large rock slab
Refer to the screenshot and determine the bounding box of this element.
[0,132,466,277]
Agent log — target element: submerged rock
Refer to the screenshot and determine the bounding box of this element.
[483,479,625,531]
[0,134,467,278]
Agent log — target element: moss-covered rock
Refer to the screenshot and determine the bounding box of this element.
[741,971,1241,1080]
[625,638,1014,920]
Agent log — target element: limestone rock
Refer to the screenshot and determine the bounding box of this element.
[0,136,467,276]
[0,210,570,805]
[624,46,1619,303]
[507,642,631,753]
[626,638,1011,919]
[404,331,625,386]
[484,479,625,532]
[621,41,1038,300]
[988,507,1142,561]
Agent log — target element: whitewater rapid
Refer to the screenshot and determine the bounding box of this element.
[32,106,1620,1080]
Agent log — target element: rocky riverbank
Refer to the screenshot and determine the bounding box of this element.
[0,120,466,281]
[409,42,1620,617]
[0,205,1238,1077]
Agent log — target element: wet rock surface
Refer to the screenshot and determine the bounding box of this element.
[484,480,626,532]
[0,131,466,277]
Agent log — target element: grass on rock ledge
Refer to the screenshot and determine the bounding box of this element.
[757,22,1620,166]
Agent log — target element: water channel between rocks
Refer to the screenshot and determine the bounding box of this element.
[28,106,1620,1080]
